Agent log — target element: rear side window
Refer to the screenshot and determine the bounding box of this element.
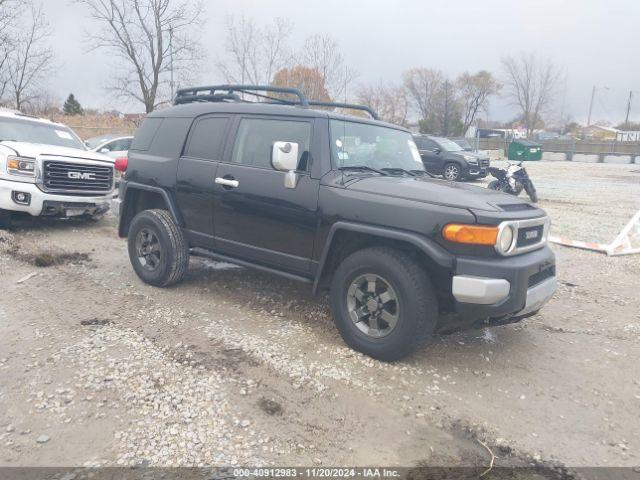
[148,118,192,157]
[185,117,229,160]
[231,118,311,170]
[130,118,162,151]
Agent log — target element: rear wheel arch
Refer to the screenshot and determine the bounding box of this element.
[118,184,182,237]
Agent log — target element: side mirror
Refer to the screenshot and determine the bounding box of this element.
[434,147,441,155]
[272,141,300,189]
[272,141,299,171]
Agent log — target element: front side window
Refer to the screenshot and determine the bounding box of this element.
[232,118,312,170]
[330,120,424,172]
[0,117,85,150]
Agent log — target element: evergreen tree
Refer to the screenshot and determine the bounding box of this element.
[63,94,83,115]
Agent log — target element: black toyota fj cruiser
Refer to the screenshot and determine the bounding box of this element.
[115,85,556,361]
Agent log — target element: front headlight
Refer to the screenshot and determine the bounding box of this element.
[496,225,516,255]
[7,156,36,176]
[464,155,477,163]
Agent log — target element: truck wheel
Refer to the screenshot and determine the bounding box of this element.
[127,209,189,287]
[443,162,462,181]
[0,209,12,230]
[329,247,438,361]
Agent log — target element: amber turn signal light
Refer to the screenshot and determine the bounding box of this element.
[442,224,499,246]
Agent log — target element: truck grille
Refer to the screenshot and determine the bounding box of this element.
[43,161,113,194]
[481,159,490,167]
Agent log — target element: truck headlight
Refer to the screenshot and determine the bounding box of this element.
[496,225,516,255]
[7,156,36,176]
[463,155,477,163]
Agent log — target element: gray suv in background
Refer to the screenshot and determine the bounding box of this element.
[414,134,490,181]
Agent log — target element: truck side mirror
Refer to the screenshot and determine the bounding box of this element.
[272,141,300,189]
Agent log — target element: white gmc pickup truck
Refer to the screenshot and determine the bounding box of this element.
[0,109,115,228]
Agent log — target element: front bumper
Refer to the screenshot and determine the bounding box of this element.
[451,245,556,323]
[0,179,113,217]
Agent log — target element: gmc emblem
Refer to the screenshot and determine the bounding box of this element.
[525,230,539,240]
[68,171,96,180]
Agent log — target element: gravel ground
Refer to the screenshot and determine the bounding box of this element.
[1,161,639,473]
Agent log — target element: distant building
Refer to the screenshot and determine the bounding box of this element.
[582,125,619,140]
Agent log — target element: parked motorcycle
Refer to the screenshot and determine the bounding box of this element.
[487,162,538,202]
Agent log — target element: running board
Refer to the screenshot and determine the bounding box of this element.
[190,248,313,284]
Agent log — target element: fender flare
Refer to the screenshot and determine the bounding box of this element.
[118,181,184,236]
[312,221,454,294]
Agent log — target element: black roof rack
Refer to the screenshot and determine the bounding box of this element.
[308,101,379,120]
[174,84,380,120]
[175,85,309,107]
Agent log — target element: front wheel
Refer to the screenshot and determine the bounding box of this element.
[127,209,189,287]
[443,162,462,181]
[0,209,12,230]
[329,247,438,361]
[524,181,539,202]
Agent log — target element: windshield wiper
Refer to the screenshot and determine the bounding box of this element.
[380,167,417,177]
[338,166,388,176]
[0,139,18,142]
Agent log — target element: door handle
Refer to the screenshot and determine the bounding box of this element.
[215,177,239,188]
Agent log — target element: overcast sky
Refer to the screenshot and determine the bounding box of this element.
[41,0,640,124]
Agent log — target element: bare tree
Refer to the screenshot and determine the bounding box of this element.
[4,3,55,110]
[357,82,409,126]
[0,0,27,103]
[217,15,293,86]
[298,34,356,99]
[76,0,205,113]
[501,52,562,136]
[402,68,444,121]
[456,70,501,134]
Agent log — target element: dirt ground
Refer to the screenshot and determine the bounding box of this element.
[1,162,639,475]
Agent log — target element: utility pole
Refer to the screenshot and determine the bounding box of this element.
[169,26,175,99]
[624,90,633,129]
[586,85,596,127]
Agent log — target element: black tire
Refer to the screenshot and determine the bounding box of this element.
[443,162,462,181]
[487,180,502,191]
[524,182,539,203]
[127,209,189,287]
[0,209,12,230]
[329,246,438,361]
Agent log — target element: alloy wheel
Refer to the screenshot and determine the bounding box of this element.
[135,228,161,271]
[444,164,460,181]
[346,274,399,338]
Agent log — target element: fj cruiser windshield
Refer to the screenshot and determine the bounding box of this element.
[0,117,85,150]
[330,119,425,173]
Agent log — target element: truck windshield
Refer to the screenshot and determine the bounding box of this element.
[330,119,425,173]
[0,117,86,150]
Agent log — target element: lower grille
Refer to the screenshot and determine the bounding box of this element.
[43,161,113,194]
[528,266,555,288]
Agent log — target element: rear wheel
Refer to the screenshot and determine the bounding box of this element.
[488,180,503,191]
[127,209,189,287]
[443,162,462,181]
[329,247,438,361]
